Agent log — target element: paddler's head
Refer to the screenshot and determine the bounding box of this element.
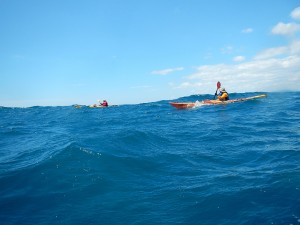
[220,87,226,92]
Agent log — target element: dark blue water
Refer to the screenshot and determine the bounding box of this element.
[1,92,300,225]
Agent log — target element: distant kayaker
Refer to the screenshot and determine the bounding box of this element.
[217,88,229,101]
[100,100,108,107]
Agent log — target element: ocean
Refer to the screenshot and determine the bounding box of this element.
[0,92,299,225]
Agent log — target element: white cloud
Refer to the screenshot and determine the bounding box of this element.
[255,40,300,59]
[254,46,289,60]
[233,56,245,62]
[173,82,204,89]
[290,39,300,54]
[242,28,253,33]
[172,55,300,93]
[272,22,300,36]
[151,67,184,75]
[291,7,300,20]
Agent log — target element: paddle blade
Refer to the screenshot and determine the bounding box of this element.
[217,81,221,89]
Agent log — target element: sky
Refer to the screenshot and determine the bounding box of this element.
[1,0,300,107]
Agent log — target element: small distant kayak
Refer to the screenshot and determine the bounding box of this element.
[73,104,84,108]
[88,105,118,108]
[88,105,108,108]
[169,94,267,109]
[73,104,118,108]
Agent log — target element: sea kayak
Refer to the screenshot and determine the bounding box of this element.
[169,94,267,109]
[88,105,108,108]
[73,104,117,108]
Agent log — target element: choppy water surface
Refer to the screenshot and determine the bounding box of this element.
[0,92,299,225]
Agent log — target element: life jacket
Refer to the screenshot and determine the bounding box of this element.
[223,91,229,100]
[101,101,108,107]
[219,92,229,101]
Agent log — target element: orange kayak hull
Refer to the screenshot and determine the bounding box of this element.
[169,94,267,109]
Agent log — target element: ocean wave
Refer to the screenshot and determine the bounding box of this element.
[0,92,300,224]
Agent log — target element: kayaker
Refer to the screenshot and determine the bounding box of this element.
[217,88,229,101]
[100,100,108,107]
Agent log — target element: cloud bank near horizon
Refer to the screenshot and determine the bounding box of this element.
[168,7,300,95]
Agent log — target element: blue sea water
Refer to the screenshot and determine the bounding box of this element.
[0,92,300,225]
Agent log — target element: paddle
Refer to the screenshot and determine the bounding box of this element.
[214,81,221,99]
